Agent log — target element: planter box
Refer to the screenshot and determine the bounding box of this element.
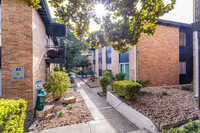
[107,92,158,133]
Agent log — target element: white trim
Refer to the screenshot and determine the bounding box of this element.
[134,46,137,82]
[196,32,199,97]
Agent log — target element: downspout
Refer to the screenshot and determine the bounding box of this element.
[196,31,199,97]
[134,46,137,82]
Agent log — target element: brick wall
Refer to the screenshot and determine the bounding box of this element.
[32,8,47,108]
[1,0,34,109]
[111,48,120,75]
[137,25,179,86]
[102,47,106,71]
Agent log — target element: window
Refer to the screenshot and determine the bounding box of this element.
[179,33,186,46]
[93,50,96,60]
[99,64,102,69]
[179,62,186,74]
[106,63,111,71]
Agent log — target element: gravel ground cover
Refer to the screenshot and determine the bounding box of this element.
[35,92,94,131]
[115,86,199,126]
[82,78,100,88]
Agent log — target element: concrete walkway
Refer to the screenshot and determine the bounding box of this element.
[37,78,149,133]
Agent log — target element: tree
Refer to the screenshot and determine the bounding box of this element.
[58,24,89,70]
[71,55,91,78]
[26,0,176,53]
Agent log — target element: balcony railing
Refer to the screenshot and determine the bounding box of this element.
[45,46,66,64]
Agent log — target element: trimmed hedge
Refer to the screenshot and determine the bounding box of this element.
[0,99,27,133]
[113,81,142,100]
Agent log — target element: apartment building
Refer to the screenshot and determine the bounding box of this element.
[0,0,66,109]
[91,19,193,86]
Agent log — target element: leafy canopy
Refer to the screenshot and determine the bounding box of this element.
[26,0,176,53]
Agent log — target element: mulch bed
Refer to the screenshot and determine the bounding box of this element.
[115,86,200,127]
[34,92,94,131]
[81,78,100,88]
[24,111,36,132]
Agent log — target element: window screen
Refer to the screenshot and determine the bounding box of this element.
[179,62,186,74]
[106,64,111,70]
[179,33,186,46]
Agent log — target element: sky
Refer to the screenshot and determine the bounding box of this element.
[48,0,193,32]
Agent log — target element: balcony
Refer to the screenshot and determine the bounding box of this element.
[45,47,66,64]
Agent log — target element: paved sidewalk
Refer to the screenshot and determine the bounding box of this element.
[36,78,149,133]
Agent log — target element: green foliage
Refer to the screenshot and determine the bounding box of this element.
[58,110,63,117]
[162,91,168,96]
[162,120,200,133]
[113,81,142,100]
[0,99,27,133]
[115,73,125,81]
[72,70,80,74]
[62,68,67,73]
[102,70,110,77]
[181,82,193,92]
[136,80,150,87]
[58,24,89,70]
[26,0,176,53]
[53,66,60,72]
[24,0,41,9]
[99,76,111,93]
[43,72,71,98]
[68,104,73,110]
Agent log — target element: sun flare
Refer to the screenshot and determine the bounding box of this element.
[94,4,107,17]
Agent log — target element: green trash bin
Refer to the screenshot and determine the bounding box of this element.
[35,91,46,111]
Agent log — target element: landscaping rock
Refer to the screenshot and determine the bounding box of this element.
[36,105,54,118]
[63,96,76,104]
[28,119,39,131]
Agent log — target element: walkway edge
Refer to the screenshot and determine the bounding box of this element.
[107,92,158,133]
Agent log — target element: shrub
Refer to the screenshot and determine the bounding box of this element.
[102,70,110,77]
[115,73,125,81]
[62,68,67,73]
[162,120,200,133]
[99,76,111,93]
[181,82,193,92]
[113,81,142,100]
[0,99,27,133]
[162,91,168,96]
[136,80,150,87]
[53,66,60,72]
[43,71,71,100]
[72,70,80,74]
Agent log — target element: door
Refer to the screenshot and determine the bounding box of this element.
[120,64,129,80]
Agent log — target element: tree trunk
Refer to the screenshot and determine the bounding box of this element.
[82,66,84,78]
[85,66,87,78]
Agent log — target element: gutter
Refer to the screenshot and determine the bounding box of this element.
[196,32,199,97]
[134,46,137,82]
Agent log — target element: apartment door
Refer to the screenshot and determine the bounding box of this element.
[120,64,129,80]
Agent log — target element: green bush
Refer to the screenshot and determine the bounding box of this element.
[72,70,80,74]
[136,80,150,87]
[115,73,125,81]
[162,120,200,133]
[113,81,142,100]
[0,99,27,133]
[62,68,67,73]
[99,76,111,93]
[102,70,110,77]
[53,66,60,72]
[43,71,71,99]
